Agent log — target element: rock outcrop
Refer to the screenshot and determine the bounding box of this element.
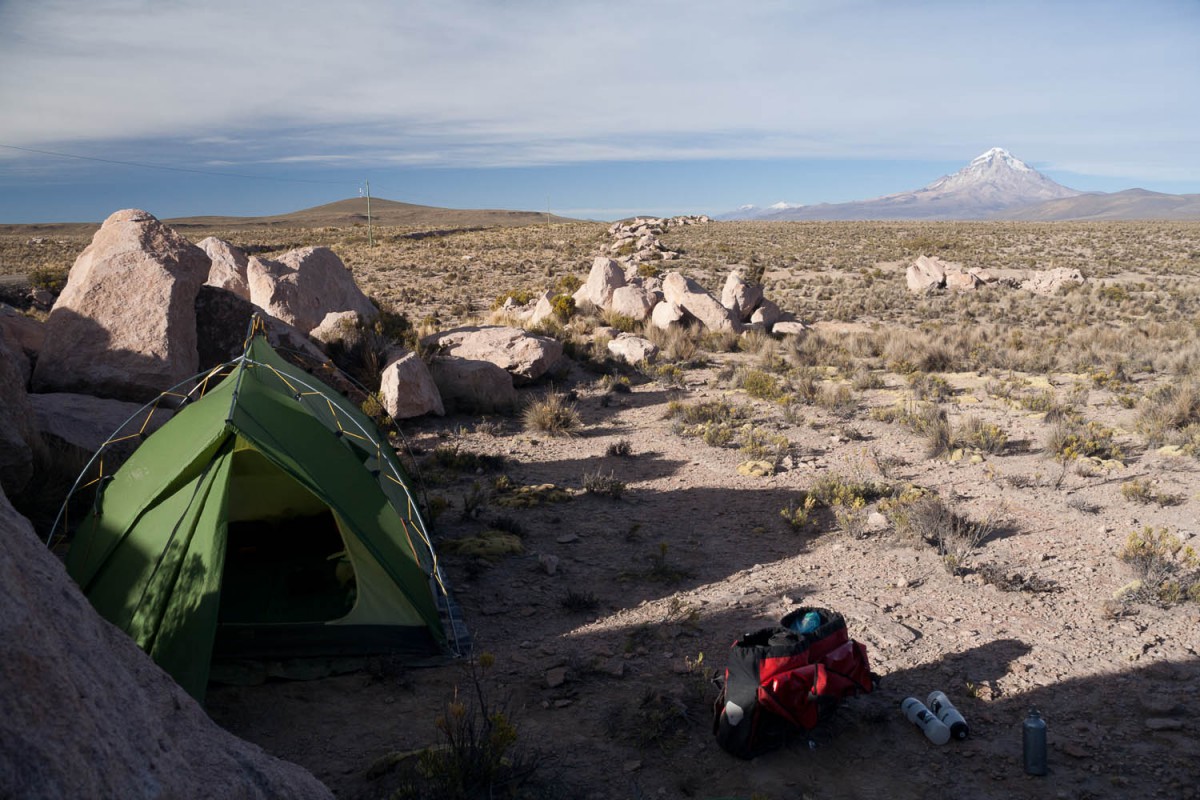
[193,285,328,372]
[721,270,764,320]
[424,326,563,385]
[32,209,210,402]
[0,486,333,800]
[31,392,173,466]
[1021,267,1085,295]
[573,257,626,311]
[0,336,41,496]
[607,333,659,365]
[198,237,252,301]
[662,272,741,333]
[0,304,42,383]
[609,285,657,322]
[428,358,518,412]
[380,351,444,419]
[247,247,377,334]
[906,255,950,294]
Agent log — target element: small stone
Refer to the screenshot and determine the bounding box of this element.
[623,760,642,773]
[556,533,579,544]
[545,667,568,688]
[538,553,560,575]
[1145,718,1184,731]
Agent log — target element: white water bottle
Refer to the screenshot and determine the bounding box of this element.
[926,691,969,739]
[901,697,951,745]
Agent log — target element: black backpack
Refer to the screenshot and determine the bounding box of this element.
[712,607,876,759]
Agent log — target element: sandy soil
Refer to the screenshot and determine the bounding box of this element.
[207,352,1200,800]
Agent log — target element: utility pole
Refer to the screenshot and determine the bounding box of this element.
[365,179,374,246]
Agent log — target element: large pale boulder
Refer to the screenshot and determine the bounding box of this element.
[247,247,377,334]
[380,351,444,419]
[0,336,41,495]
[662,272,741,333]
[721,270,764,320]
[31,392,172,466]
[906,255,949,294]
[309,310,366,347]
[609,285,657,322]
[750,298,782,327]
[526,290,557,327]
[651,300,687,331]
[572,257,625,310]
[607,333,659,365]
[428,357,517,412]
[32,209,210,402]
[193,286,328,372]
[0,486,333,800]
[423,325,562,385]
[198,237,251,300]
[771,321,808,336]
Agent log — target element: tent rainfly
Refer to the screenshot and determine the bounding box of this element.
[65,327,462,700]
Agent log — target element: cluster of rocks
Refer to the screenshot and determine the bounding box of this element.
[0,210,571,489]
[601,215,709,266]
[906,254,1086,296]
[510,256,803,365]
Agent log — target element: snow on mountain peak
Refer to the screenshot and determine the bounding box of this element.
[970,147,1031,173]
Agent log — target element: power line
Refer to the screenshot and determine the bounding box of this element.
[0,142,348,185]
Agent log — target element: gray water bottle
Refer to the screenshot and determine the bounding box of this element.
[1023,709,1047,775]
[927,691,969,739]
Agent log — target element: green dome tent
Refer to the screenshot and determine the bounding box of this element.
[64,326,462,700]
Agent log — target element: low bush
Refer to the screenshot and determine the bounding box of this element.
[522,392,582,436]
[1118,526,1200,606]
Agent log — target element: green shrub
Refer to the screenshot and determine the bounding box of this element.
[738,368,785,401]
[491,288,535,309]
[1046,419,1123,463]
[550,293,576,321]
[28,266,69,294]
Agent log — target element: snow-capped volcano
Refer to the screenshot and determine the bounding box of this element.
[920,147,1077,202]
[722,148,1082,221]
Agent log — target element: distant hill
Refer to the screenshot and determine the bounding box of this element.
[165,197,579,228]
[995,188,1200,221]
[722,148,1200,222]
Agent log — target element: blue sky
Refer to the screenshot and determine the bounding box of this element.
[1,0,1198,223]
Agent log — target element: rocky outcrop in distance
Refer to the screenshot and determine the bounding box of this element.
[905,254,1085,296]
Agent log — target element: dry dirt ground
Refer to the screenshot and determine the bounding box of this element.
[204,352,1200,800]
[6,219,1200,799]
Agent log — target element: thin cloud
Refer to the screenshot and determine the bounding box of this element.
[0,0,1197,182]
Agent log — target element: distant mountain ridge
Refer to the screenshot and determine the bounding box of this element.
[165,197,579,229]
[723,149,1200,221]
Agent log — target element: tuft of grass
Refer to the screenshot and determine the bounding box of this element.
[1120,478,1183,507]
[582,469,625,499]
[562,590,600,613]
[1117,526,1200,606]
[522,392,582,436]
[890,493,999,574]
[780,495,817,532]
[386,654,542,799]
[605,438,633,457]
[1136,381,1200,449]
[958,416,1008,454]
